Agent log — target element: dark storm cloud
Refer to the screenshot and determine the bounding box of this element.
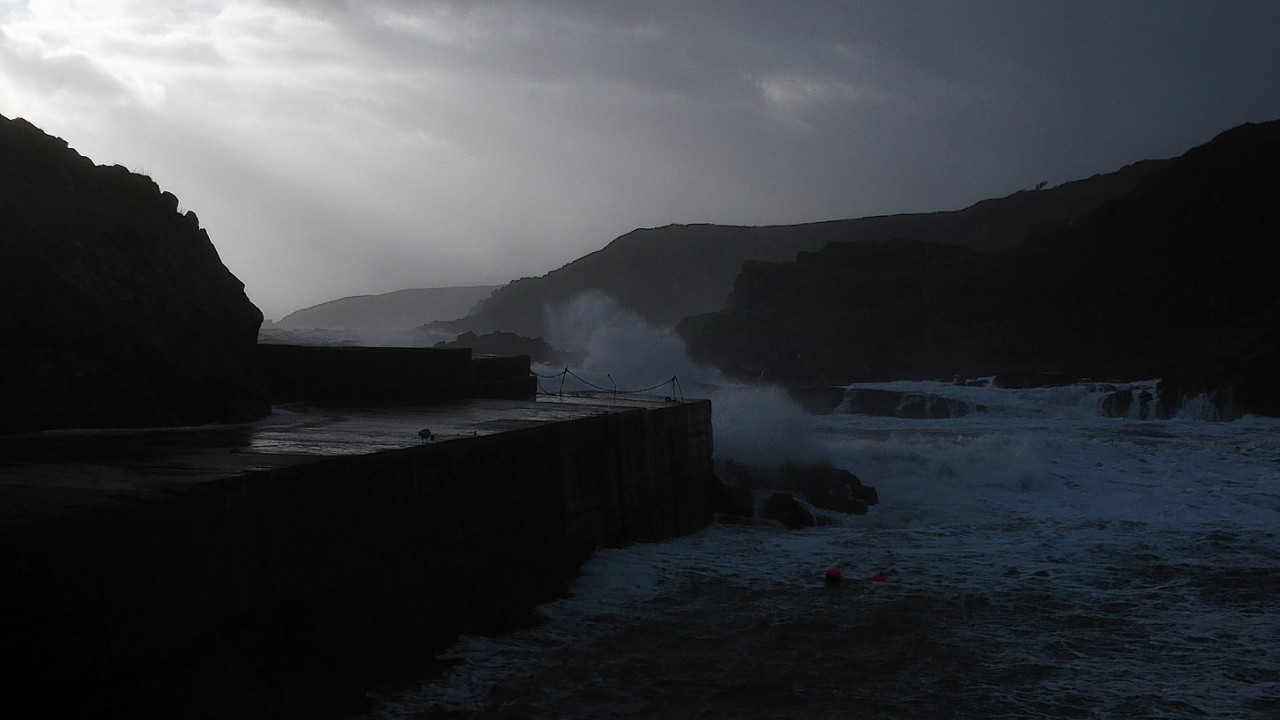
[3,1,1279,317]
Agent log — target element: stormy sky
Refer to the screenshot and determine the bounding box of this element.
[3,1,1279,320]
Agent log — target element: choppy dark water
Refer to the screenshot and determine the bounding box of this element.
[365,381,1280,719]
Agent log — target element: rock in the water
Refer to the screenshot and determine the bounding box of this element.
[1100,387,1155,419]
[1100,388,1133,418]
[778,462,877,515]
[710,477,756,518]
[1156,314,1280,420]
[0,114,269,433]
[719,460,878,517]
[759,492,814,529]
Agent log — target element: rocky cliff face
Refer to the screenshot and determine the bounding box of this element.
[0,115,269,432]
[678,119,1280,414]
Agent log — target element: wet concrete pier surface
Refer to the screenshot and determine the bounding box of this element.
[0,395,716,719]
[0,397,677,530]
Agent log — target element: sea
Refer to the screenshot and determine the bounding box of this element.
[361,378,1280,719]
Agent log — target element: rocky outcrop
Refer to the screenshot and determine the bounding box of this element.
[0,115,268,433]
[1099,387,1156,419]
[759,492,815,529]
[776,463,878,515]
[679,119,1280,408]
[1154,304,1280,419]
[718,461,878,521]
[710,480,756,521]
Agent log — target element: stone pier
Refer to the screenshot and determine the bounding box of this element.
[0,395,715,719]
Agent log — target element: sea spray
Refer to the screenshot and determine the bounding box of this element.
[543,290,643,353]
[540,291,832,471]
[708,384,827,468]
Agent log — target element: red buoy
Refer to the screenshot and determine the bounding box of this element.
[824,567,842,583]
[871,571,888,582]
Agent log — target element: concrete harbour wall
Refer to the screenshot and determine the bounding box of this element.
[254,343,538,403]
[1,398,715,719]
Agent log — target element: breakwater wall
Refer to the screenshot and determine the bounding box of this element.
[254,343,538,403]
[1,398,715,719]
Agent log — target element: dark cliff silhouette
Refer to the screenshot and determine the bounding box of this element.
[0,115,268,432]
[273,285,499,330]
[441,160,1162,341]
[677,119,1280,416]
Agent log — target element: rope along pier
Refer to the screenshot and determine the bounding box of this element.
[532,367,685,402]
